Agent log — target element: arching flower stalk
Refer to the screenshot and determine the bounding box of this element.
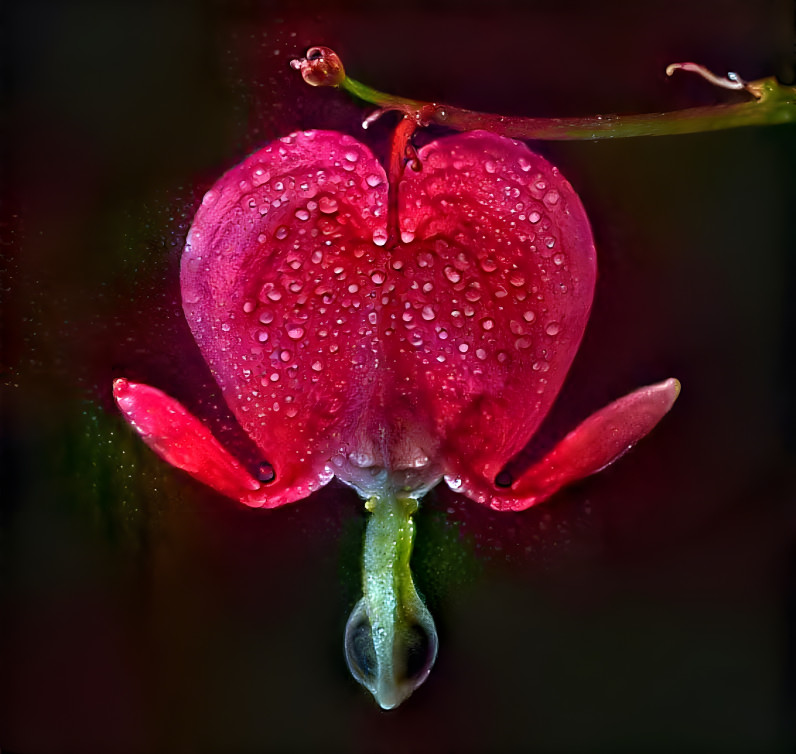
[114,49,683,709]
[292,46,796,140]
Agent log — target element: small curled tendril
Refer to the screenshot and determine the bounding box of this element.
[290,46,346,87]
[666,62,758,99]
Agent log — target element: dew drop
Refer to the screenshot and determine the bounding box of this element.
[269,372,280,382]
[458,343,469,353]
[370,270,385,285]
[484,160,497,174]
[437,328,449,340]
[444,266,462,284]
[274,225,289,241]
[372,228,388,246]
[319,196,339,214]
[480,317,495,331]
[344,150,359,163]
[202,190,218,206]
[545,321,561,336]
[421,305,436,321]
[529,211,541,224]
[221,323,231,332]
[475,348,487,360]
[480,257,498,273]
[553,253,565,266]
[295,208,310,221]
[286,325,305,340]
[257,461,275,483]
[523,310,536,323]
[400,230,415,244]
[311,360,323,371]
[543,189,560,207]
[366,173,382,187]
[252,168,270,187]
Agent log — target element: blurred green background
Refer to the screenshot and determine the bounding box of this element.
[2,1,795,751]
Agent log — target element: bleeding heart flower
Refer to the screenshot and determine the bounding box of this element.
[114,127,679,708]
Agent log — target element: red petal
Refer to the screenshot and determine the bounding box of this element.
[394,131,596,489]
[181,129,595,500]
[181,131,389,491]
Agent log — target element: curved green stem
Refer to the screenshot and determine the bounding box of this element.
[344,493,437,709]
[292,47,796,141]
[344,74,796,141]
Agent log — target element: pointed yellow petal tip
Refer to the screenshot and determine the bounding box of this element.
[670,378,682,398]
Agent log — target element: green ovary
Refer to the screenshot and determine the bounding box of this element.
[344,494,438,709]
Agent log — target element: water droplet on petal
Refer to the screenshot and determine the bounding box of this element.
[523,310,536,323]
[370,270,385,285]
[311,360,323,371]
[372,228,388,246]
[545,321,561,336]
[319,196,339,214]
[480,317,495,331]
[421,305,436,321]
[366,173,382,187]
[257,461,275,483]
[543,189,560,207]
[286,325,305,340]
[444,266,462,284]
[295,208,310,221]
[202,190,218,206]
[529,211,541,224]
[400,230,415,244]
[275,225,289,240]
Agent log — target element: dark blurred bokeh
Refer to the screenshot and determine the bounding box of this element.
[2,1,795,751]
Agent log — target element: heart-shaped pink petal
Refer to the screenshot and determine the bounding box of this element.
[182,129,595,499]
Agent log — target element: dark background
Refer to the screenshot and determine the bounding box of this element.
[2,1,795,751]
